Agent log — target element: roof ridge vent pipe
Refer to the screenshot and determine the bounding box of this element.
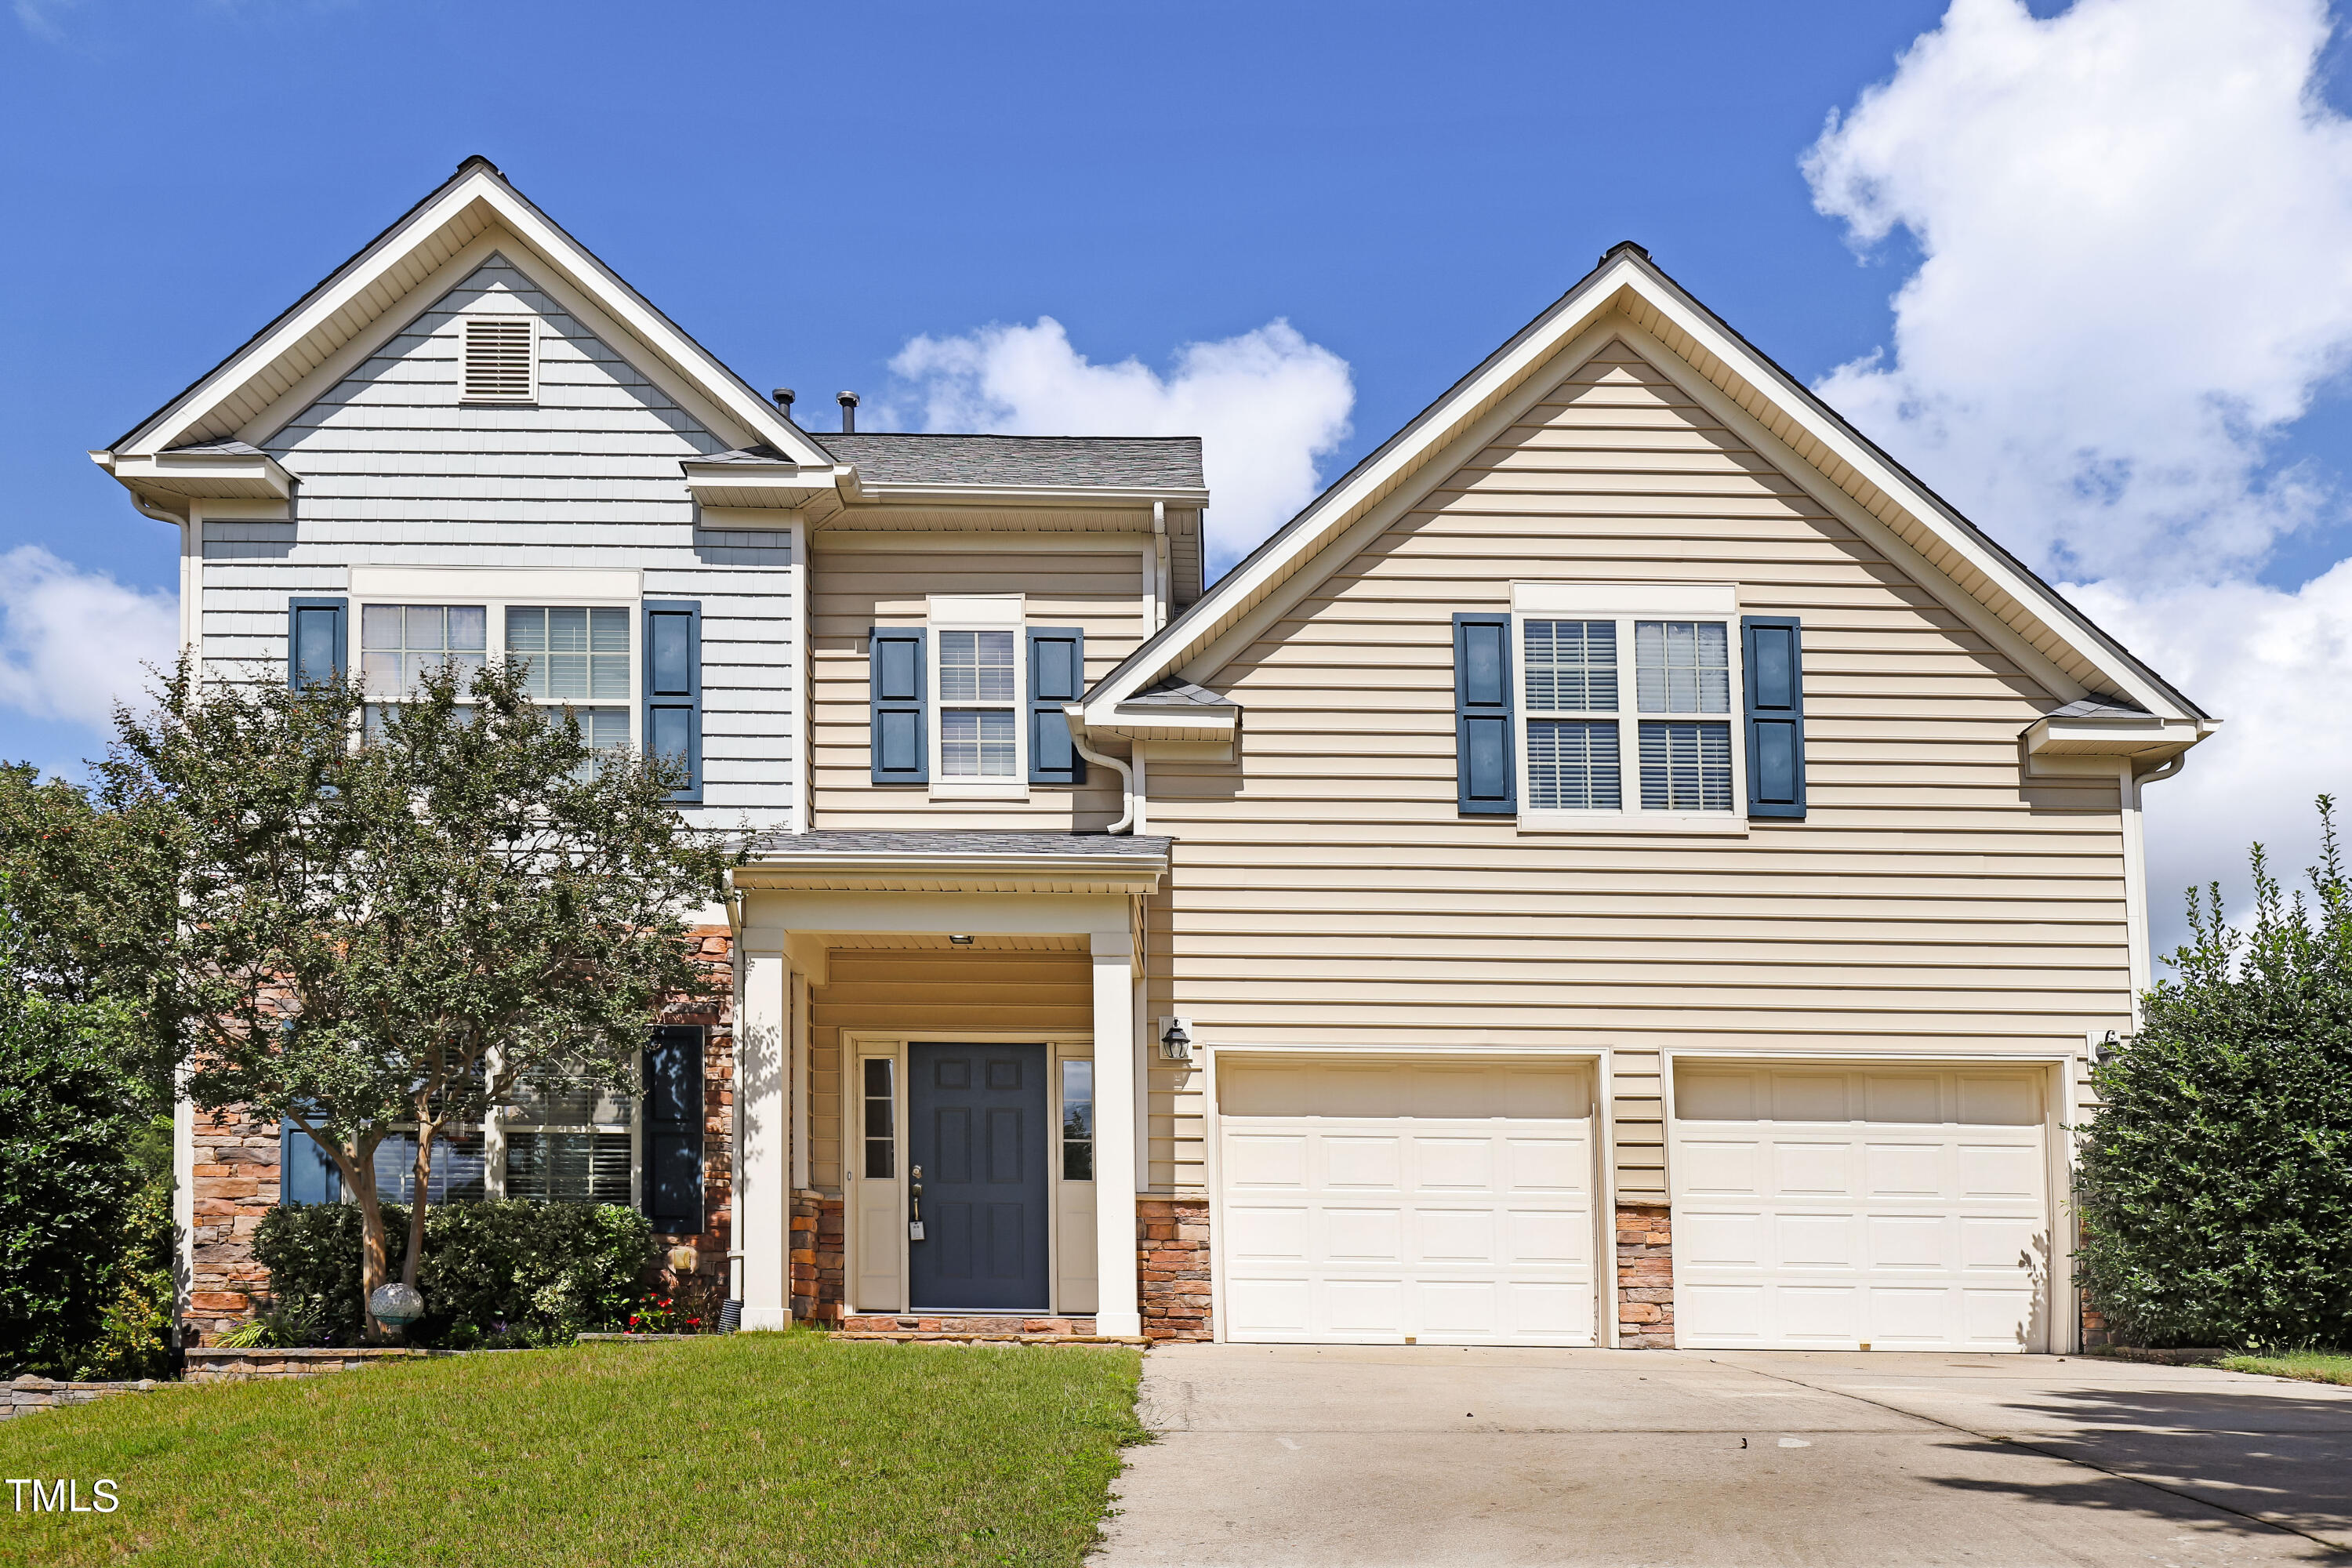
[1064,706,1134,834]
[771,388,796,414]
[837,391,858,433]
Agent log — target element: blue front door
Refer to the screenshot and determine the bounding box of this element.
[907,1042,1051,1312]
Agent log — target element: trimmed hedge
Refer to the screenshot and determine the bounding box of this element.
[256,1200,655,1348]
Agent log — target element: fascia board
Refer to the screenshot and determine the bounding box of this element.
[98,448,293,502]
[1082,260,1656,714]
[1617,328,2100,710]
[107,168,495,456]
[1620,272,2205,722]
[1079,309,1636,723]
[1081,252,2207,729]
[108,168,837,474]
[733,852,1168,894]
[229,231,772,462]
[2024,713,2209,756]
[681,465,836,506]
[1081,259,1650,715]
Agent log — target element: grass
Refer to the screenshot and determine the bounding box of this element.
[2220,1348,2352,1387]
[0,1330,1145,1567]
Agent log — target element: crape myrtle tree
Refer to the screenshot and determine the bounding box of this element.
[2075,796,2352,1349]
[89,655,739,1338]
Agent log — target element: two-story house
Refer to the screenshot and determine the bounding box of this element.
[94,158,2209,1355]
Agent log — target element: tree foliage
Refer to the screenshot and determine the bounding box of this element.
[0,948,160,1377]
[24,656,738,1336]
[2076,797,2352,1348]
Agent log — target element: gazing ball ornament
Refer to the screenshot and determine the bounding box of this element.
[666,1244,699,1274]
[368,1283,425,1328]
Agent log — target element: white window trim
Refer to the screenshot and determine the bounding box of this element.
[927,593,1028,800]
[348,572,640,743]
[1511,582,1748,837]
[459,314,539,405]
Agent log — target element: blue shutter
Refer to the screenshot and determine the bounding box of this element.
[643,1025,706,1235]
[1026,626,1087,786]
[280,1120,341,1205]
[1741,615,1806,818]
[869,626,928,784]
[1453,612,1516,815]
[287,597,347,691]
[643,601,702,804]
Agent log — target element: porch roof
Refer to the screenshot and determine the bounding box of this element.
[734,831,1171,896]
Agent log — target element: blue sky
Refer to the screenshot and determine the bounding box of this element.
[7,0,2352,951]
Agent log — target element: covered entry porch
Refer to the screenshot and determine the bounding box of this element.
[729,833,1171,1340]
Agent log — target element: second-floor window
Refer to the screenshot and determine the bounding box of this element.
[507,604,633,754]
[1508,586,1746,827]
[938,630,1018,778]
[354,601,633,753]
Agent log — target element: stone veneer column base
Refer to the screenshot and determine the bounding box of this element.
[1616,1200,1675,1348]
[1138,1196,1212,1341]
[789,1191,845,1323]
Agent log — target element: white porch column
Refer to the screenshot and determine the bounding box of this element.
[736,935,791,1330]
[1091,930,1142,1338]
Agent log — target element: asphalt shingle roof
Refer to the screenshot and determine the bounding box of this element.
[813,434,1203,491]
[1123,677,1238,709]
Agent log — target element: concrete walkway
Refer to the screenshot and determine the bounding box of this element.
[1093,1345,2352,1566]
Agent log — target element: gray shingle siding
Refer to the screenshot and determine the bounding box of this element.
[201,253,797,829]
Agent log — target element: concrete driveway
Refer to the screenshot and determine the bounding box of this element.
[1093,1345,2352,1567]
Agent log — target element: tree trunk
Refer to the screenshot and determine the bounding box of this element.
[349,1151,390,1345]
[400,1120,437,1293]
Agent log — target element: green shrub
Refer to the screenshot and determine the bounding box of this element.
[2076,799,2352,1349]
[255,1200,655,1347]
[0,989,159,1377]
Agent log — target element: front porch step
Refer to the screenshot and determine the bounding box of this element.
[833,1313,1140,1345]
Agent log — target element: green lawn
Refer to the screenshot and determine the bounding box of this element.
[0,1331,1145,1567]
[2220,1349,2352,1388]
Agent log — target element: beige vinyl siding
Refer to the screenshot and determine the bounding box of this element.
[807,947,1094,1191]
[809,536,1148,829]
[1145,336,2123,1199]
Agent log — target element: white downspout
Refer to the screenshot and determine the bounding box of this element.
[724,883,748,1306]
[2118,751,2188,1029]
[1065,706,1134,833]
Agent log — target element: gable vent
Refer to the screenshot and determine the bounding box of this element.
[461,317,536,403]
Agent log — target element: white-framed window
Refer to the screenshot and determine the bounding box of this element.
[928,593,1026,794]
[460,315,537,404]
[1512,583,1745,833]
[501,1076,639,1207]
[350,585,634,757]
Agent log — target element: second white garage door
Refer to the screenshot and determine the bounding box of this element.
[1216,1057,1598,1346]
[1669,1064,2054,1352]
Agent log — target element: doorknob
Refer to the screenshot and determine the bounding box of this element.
[908,1165,925,1243]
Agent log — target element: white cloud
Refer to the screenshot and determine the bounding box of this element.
[885,317,1355,571]
[0,547,177,731]
[1804,0,2352,950]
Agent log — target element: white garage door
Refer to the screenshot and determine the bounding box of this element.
[1216,1058,1598,1346]
[1670,1065,2053,1352]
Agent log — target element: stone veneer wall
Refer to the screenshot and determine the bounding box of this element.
[790,1192,845,1322]
[2,1378,166,1420]
[1138,1197,1211,1341]
[182,927,738,1345]
[1616,1201,1675,1348]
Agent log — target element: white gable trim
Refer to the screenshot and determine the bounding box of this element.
[1083,250,2207,728]
[103,162,834,471]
